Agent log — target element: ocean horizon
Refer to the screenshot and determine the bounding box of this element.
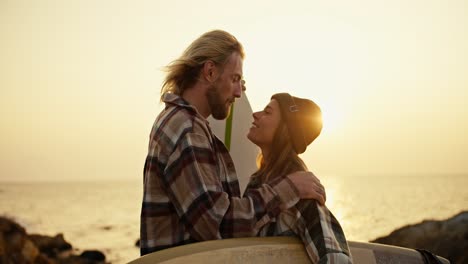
[1,173,467,263]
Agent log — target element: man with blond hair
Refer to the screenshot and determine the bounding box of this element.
[140,30,326,255]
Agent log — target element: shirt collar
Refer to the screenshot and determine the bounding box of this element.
[162,93,209,123]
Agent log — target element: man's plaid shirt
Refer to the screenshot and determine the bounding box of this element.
[140,93,300,255]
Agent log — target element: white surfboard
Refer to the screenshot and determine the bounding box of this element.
[129,237,450,264]
[207,93,259,194]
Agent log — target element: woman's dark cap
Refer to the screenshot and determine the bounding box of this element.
[271,93,323,154]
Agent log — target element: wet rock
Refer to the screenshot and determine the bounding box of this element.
[371,211,468,264]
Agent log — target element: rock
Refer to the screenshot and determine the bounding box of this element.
[0,216,107,264]
[371,211,468,264]
[100,225,112,231]
[0,216,54,264]
[80,250,106,262]
[21,239,41,263]
[29,233,73,257]
[55,250,106,264]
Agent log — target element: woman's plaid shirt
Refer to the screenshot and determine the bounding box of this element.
[245,171,352,263]
[140,93,300,255]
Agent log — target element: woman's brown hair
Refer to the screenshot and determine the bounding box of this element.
[252,121,308,183]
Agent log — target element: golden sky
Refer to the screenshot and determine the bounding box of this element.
[1,0,467,181]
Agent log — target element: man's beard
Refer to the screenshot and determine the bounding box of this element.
[206,83,231,120]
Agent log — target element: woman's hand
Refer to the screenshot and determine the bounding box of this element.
[287,171,326,205]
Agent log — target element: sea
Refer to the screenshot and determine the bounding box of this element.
[1,174,467,264]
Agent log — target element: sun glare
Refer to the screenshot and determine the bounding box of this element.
[319,101,343,134]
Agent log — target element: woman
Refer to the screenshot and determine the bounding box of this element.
[245,93,352,263]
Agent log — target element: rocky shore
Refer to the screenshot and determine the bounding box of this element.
[0,216,106,264]
[371,211,467,264]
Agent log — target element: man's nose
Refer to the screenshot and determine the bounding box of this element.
[233,85,242,98]
[234,80,245,98]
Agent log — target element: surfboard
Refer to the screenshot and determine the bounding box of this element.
[207,93,259,194]
[129,236,450,264]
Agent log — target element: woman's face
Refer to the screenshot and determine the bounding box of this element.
[247,99,282,149]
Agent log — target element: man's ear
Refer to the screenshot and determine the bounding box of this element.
[203,60,218,83]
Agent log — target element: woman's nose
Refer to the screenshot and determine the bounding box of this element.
[252,111,263,120]
[252,111,260,120]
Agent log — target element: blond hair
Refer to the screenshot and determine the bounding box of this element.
[160,30,245,100]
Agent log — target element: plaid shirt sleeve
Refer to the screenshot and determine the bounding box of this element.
[141,98,300,254]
